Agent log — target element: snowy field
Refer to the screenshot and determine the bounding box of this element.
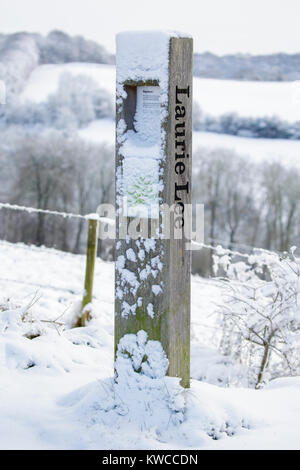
[1,240,300,450]
[21,63,300,166]
[79,118,300,168]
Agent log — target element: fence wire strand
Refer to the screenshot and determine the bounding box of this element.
[0,202,114,225]
[0,201,281,260]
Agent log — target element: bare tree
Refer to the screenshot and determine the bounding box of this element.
[261,162,300,251]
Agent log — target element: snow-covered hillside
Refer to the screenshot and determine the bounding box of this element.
[20,63,300,166]
[21,63,116,104]
[1,241,300,450]
[21,63,300,121]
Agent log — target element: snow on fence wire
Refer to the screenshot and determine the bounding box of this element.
[191,240,280,260]
[0,202,114,225]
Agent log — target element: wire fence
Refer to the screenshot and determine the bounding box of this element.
[0,200,285,328]
[0,201,281,261]
[0,202,114,225]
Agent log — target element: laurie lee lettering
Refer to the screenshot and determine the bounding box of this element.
[174,85,190,230]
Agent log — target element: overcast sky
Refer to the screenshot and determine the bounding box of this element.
[1,0,300,55]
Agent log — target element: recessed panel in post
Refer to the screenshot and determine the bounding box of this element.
[122,85,161,219]
[115,31,193,388]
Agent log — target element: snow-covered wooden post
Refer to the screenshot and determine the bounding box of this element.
[115,31,193,387]
[80,217,99,326]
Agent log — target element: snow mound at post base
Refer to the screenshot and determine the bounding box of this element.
[0,299,252,448]
[60,331,252,449]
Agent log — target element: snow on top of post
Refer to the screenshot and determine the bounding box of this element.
[116,30,190,89]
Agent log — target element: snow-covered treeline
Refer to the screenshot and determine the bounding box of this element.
[192,146,300,275]
[0,33,39,97]
[0,130,114,256]
[0,30,114,100]
[1,73,113,129]
[194,105,300,140]
[194,51,300,81]
[36,30,115,65]
[1,240,300,449]
[3,93,300,140]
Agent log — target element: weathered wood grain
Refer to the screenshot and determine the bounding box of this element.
[115,37,193,388]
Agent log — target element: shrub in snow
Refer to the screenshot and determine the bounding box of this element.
[0,297,46,339]
[47,72,113,129]
[214,248,300,388]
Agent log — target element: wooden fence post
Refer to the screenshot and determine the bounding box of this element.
[115,32,193,387]
[80,217,99,327]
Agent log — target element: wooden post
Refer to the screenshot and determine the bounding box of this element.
[115,32,193,387]
[80,217,99,327]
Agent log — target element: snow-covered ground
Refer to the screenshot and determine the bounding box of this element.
[1,241,300,450]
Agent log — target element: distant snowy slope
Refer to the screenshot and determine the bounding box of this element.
[21,63,300,122]
[193,78,300,122]
[195,131,300,167]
